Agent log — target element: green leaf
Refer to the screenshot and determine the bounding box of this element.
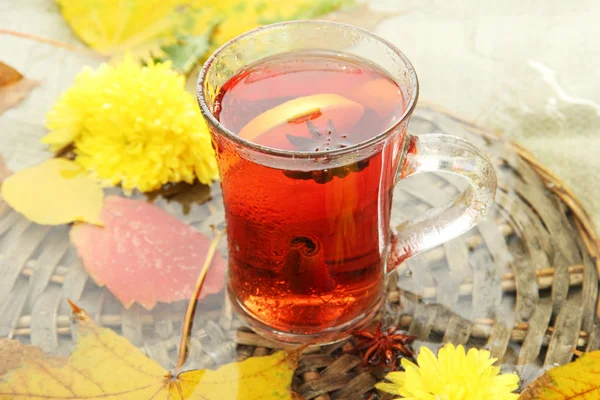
[160,32,212,74]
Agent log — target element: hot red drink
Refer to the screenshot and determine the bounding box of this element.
[212,51,406,334]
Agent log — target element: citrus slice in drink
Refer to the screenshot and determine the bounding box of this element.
[239,93,364,150]
[345,78,404,117]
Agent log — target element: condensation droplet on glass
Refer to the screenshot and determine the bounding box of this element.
[316,155,330,165]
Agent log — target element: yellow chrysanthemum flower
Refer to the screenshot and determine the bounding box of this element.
[43,56,218,193]
[375,343,520,400]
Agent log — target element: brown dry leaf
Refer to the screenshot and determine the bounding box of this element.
[0,302,300,399]
[0,339,50,378]
[0,61,39,115]
[519,350,600,399]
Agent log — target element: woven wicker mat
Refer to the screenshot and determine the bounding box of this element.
[0,104,598,399]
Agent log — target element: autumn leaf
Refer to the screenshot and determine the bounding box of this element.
[56,0,217,63]
[0,61,39,115]
[57,0,351,68]
[0,158,103,225]
[160,33,211,74]
[0,303,300,400]
[70,196,226,310]
[0,340,48,378]
[159,26,215,74]
[519,351,600,399]
[56,0,198,55]
[207,0,353,54]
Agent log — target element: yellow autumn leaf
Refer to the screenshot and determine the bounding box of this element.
[519,351,600,399]
[0,158,103,225]
[0,302,300,400]
[207,0,352,53]
[55,0,201,55]
[56,0,351,61]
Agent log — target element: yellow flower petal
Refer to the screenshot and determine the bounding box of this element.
[384,371,407,385]
[40,129,79,152]
[1,158,104,225]
[375,382,402,395]
[493,373,521,389]
[416,346,439,374]
[43,56,218,193]
[497,394,519,400]
[375,343,520,399]
[400,358,418,372]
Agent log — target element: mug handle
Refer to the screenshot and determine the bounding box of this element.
[393,133,497,263]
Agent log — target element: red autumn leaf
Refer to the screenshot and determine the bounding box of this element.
[70,196,226,309]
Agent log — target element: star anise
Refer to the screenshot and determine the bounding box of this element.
[282,119,369,184]
[286,119,353,152]
[349,322,416,369]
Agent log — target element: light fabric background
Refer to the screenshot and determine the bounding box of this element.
[371,0,600,228]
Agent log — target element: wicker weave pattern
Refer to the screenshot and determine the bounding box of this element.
[0,106,598,399]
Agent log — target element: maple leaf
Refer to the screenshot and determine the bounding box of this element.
[519,351,600,399]
[0,61,39,115]
[70,196,226,310]
[0,303,300,400]
[0,158,103,225]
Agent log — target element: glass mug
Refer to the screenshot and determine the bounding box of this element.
[198,21,497,344]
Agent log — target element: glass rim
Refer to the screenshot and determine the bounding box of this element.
[197,20,419,159]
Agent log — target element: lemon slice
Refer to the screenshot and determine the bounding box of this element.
[345,79,404,117]
[239,93,364,146]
